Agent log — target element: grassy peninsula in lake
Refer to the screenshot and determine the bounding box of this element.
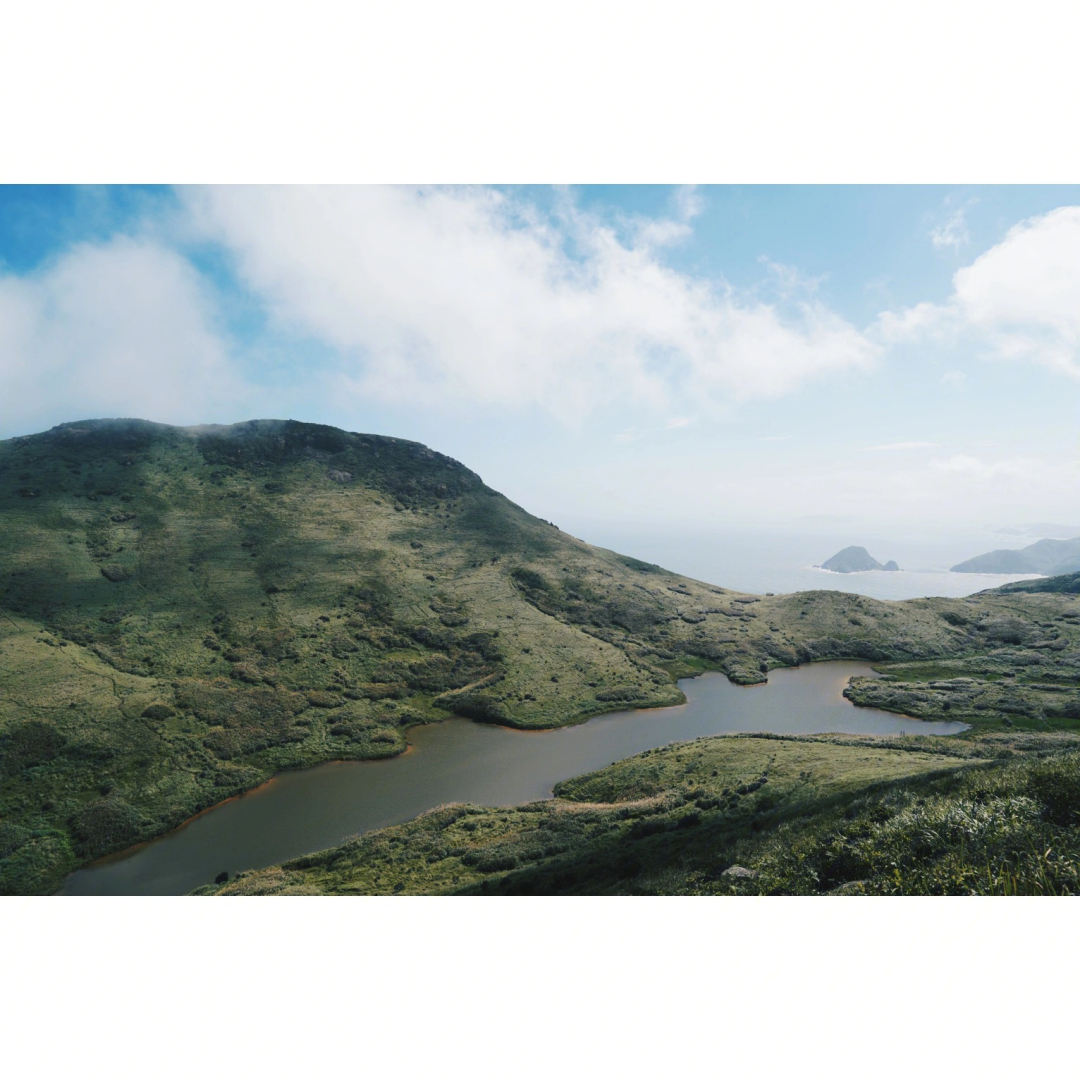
[3,418,1080,895]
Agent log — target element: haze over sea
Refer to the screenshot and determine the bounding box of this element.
[561,522,1043,601]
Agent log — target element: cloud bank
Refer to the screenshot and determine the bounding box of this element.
[929,199,975,250]
[884,205,1080,378]
[183,185,878,419]
[0,236,245,433]
[7,189,1077,442]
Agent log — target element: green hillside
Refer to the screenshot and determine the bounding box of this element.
[4,418,1080,894]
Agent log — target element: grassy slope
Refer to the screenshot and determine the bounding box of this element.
[4,417,1080,894]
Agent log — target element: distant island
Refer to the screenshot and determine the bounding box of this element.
[818,546,899,573]
[951,536,1080,575]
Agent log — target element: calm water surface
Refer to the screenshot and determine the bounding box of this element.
[61,661,967,895]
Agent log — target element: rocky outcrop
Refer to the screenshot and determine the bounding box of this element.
[819,546,894,573]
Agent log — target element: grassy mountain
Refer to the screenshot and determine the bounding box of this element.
[4,418,1080,894]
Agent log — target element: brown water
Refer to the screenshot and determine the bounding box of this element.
[60,662,967,895]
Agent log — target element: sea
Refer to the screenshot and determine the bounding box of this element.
[558,522,1046,602]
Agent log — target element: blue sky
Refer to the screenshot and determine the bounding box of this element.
[2,185,1078,538]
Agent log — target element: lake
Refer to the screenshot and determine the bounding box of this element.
[60,661,967,895]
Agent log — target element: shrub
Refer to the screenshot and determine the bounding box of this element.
[1026,759,1080,826]
[305,691,343,708]
[461,848,520,873]
[70,798,144,858]
[511,568,551,593]
[629,819,669,839]
[1,721,68,776]
[0,828,75,895]
[434,691,510,724]
[595,688,645,703]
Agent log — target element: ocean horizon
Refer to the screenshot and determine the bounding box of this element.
[559,522,1045,601]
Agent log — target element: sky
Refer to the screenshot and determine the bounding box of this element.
[1,184,1078,546]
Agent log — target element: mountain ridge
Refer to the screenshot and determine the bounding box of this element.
[951,536,1080,576]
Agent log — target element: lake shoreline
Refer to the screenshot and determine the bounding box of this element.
[59,658,891,884]
[59,661,969,895]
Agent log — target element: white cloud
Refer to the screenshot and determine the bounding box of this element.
[930,200,975,250]
[952,206,1080,375]
[758,257,827,300]
[561,443,1080,530]
[861,441,937,451]
[711,451,1076,526]
[0,237,242,435]
[883,205,1080,378]
[631,185,703,249]
[183,186,878,421]
[931,454,1032,482]
[673,185,704,223]
[875,299,944,343]
[612,415,694,443]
